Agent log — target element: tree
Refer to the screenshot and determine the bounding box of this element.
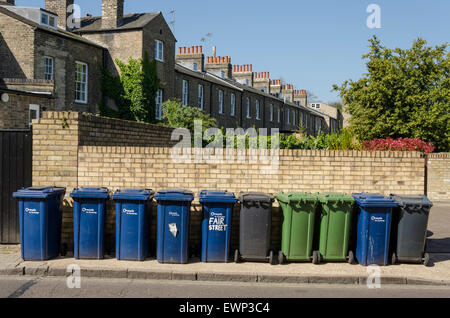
[161,98,217,135]
[99,52,160,123]
[333,36,449,152]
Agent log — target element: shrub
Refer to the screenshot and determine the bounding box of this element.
[362,137,435,153]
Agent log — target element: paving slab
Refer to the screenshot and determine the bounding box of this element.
[3,253,446,286]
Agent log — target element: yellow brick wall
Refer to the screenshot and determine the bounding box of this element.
[76,146,424,255]
[32,111,430,256]
[427,153,450,200]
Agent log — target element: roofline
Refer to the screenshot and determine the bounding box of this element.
[0,6,107,49]
[0,87,55,98]
[72,12,177,42]
[176,64,327,118]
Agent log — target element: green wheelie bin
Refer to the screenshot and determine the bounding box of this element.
[314,193,355,265]
[275,193,319,264]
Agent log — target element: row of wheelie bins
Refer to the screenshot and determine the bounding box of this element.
[12,187,433,266]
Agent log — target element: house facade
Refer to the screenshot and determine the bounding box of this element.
[0,0,339,134]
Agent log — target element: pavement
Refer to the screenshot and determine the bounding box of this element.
[1,201,449,288]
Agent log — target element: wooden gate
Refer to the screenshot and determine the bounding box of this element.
[0,129,32,244]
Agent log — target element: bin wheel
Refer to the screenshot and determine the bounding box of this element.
[312,251,321,265]
[348,250,356,265]
[423,253,431,267]
[278,251,286,265]
[234,249,240,263]
[269,250,275,265]
[391,252,398,265]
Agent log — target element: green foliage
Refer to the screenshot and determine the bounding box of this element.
[161,98,217,135]
[100,52,160,123]
[333,36,450,152]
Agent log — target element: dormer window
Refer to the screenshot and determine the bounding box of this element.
[41,12,57,29]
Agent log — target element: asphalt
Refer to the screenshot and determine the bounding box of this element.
[2,276,450,298]
[0,201,449,288]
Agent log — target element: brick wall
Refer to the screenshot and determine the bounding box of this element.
[427,153,450,200]
[0,11,35,79]
[32,111,427,256]
[73,146,425,255]
[0,90,55,129]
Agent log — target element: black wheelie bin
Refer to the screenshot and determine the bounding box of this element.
[234,193,275,264]
[390,195,433,266]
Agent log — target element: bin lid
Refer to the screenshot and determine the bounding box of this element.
[352,193,397,208]
[154,189,194,202]
[112,189,154,201]
[13,187,66,199]
[275,192,319,204]
[70,187,109,199]
[199,190,238,204]
[390,194,433,208]
[239,192,274,203]
[319,193,355,204]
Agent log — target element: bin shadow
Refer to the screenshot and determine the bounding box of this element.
[426,238,450,254]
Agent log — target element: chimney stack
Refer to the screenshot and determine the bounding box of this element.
[176,45,205,72]
[102,0,124,29]
[45,0,74,30]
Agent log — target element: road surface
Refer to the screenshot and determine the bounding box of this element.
[1,276,449,298]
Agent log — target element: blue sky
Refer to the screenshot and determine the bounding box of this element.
[16,0,450,103]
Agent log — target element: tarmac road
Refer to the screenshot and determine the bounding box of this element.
[1,276,449,298]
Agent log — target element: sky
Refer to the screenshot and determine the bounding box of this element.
[16,0,450,104]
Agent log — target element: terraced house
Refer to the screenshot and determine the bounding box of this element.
[0,0,340,134]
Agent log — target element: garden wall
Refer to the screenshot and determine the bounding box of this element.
[31,112,432,256]
[427,153,450,200]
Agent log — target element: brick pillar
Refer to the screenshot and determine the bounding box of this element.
[32,111,79,249]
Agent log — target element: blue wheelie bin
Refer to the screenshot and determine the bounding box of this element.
[154,189,194,264]
[200,191,238,263]
[70,187,109,260]
[13,187,66,261]
[112,189,154,261]
[353,193,398,266]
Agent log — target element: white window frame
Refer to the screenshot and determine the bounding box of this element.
[255,100,260,120]
[29,104,40,127]
[230,93,236,117]
[270,104,274,122]
[292,110,296,126]
[155,40,164,62]
[155,89,163,120]
[40,13,57,29]
[221,71,225,79]
[75,61,88,104]
[44,56,54,81]
[193,63,198,72]
[218,90,224,114]
[198,84,204,110]
[246,98,251,119]
[300,112,304,128]
[182,80,189,106]
[287,108,290,124]
[277,107,280,123]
